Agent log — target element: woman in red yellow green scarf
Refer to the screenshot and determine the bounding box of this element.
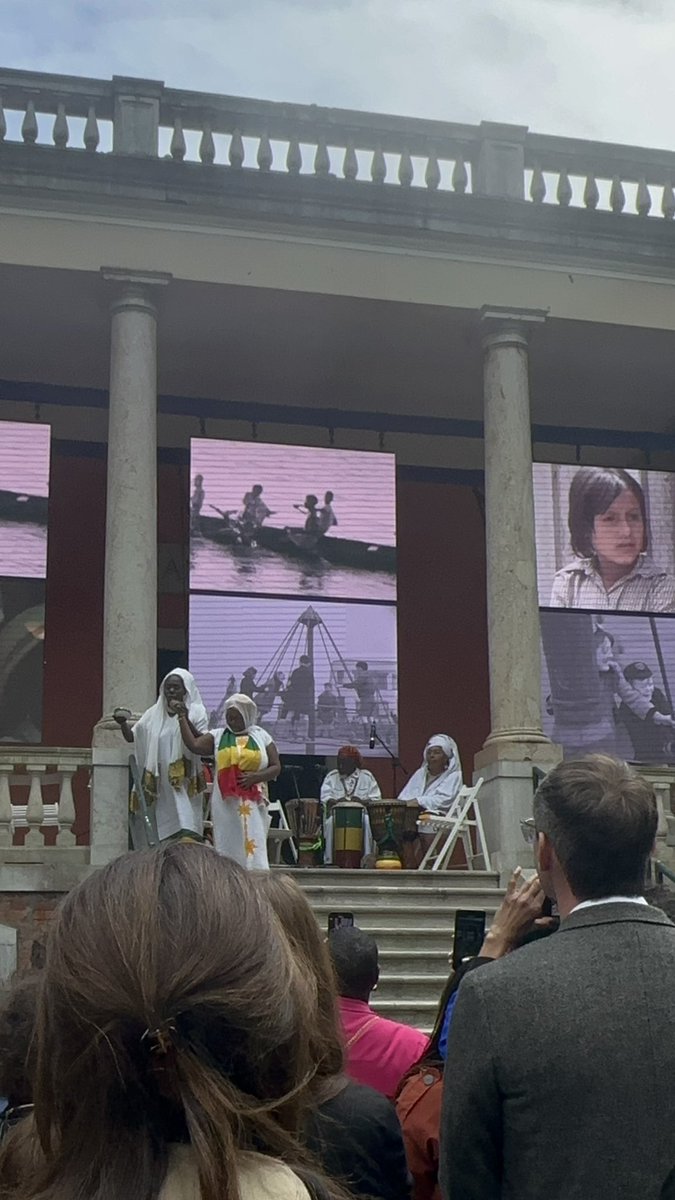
[177,693,281,870]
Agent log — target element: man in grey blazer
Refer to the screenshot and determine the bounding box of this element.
[439,754,675,1200]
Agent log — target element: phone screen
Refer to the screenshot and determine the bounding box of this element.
[452,909,487,969]
[327,912,355,933]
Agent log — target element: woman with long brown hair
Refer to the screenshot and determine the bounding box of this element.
[0,843,349,1200]
[260,872,411,1200]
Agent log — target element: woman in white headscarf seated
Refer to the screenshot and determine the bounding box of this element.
[397,734,463,816]
[113,668,209,841]
[177,692,281,871]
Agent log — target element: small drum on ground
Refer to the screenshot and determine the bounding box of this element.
[286,798,322,867]
[333,800,365,869]
[368,800,408,869]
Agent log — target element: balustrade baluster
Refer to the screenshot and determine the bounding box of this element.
[343,140,358,181]
[0,767,12,848]
[0,97,6,143]
[22,100,38,145]
[257,132,273,171]
[199,123,215,164]
[56,769,77,847]
[398,148,414,187]
[371,145,386,184]
[425,152,441,191]
[452,154,468,194]
[636,177,652,216]
[287,135,302,174]
[24,765,45,848]
[662,182,675,220]
[314,135,330,177]
[53,102,69,149]
[609,176,625,214]
[584,173,599,209]
[530,164,546,203]
[170,116,186,161]
[557,169,572,207]
[229,129,244,168]
[83,105,99,152]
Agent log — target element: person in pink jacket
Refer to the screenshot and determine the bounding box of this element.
[328,926,429,1099]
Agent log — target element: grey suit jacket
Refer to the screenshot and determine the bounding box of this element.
[439,902,675,1200]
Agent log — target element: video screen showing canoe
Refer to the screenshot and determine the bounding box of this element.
[189,594,398,757]
[189,439,396,603]
[0,422,50,579]
[540,609,675,764]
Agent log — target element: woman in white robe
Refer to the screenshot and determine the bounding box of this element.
[177,693,281,870]
[320,745,381,863]
[398,734,463,815]
[113,668,209,841]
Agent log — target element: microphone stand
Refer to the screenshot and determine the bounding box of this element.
[370,729,409,797]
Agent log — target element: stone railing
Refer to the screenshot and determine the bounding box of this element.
[0,747,91,849]
[3,66,675,217]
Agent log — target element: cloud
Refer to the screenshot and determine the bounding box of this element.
[1,0,675,147]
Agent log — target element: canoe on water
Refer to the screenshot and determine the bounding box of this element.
[0,490,48,525]
[198,516,396,574]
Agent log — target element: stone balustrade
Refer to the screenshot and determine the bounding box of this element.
[0,747,91,849]
[3,66,675,215]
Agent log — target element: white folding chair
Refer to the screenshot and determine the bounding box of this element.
[417,778,489,871]
[267,797,298,865]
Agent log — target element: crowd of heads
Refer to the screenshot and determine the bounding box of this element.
[0,752,671,1200]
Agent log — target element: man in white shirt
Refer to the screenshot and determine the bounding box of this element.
[440,755,675,1200]
[321,745,381,864]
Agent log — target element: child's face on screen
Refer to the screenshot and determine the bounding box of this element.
[632,675,655,701]
[592,489,644,571]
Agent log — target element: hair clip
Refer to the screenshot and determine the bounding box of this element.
[141,1019,177,1057]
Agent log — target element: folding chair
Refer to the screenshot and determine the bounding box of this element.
[417,778,489,872]
[267,797,298,865]
[128,754,159,850]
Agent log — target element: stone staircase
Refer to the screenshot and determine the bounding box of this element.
[294,868,504,1032]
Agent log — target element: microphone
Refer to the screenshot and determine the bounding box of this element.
[369,721,377,750]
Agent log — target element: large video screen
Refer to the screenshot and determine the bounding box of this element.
[0,422,50,743]
[535,460,675,766]
[190,595,398,756]
[541,610,675,765]
[189,438,398,756]
[534,463,675,613]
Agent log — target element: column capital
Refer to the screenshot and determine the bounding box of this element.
[101,268,172,317]
[480,305,548,350]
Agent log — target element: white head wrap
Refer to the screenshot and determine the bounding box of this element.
[224,692,259,733]
[133,668,208,781]
[423,734,459,768]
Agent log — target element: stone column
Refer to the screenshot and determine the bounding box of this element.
[474,306,561,879]
[90,268,170,867]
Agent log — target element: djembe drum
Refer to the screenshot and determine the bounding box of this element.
[401,800,422,869]
[286,798,322,867]
[368,800,408,869]
[333,800,365,868]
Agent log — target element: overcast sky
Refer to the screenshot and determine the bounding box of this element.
[2,0,675,148]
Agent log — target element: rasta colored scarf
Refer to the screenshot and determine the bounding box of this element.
[216,728,266,803]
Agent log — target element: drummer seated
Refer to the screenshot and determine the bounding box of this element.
[321,745,381,865]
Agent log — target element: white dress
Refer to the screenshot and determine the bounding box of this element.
[210,725,273,870]
[152,725,208,840]
[320,768,381,863]
[131,669,209,842]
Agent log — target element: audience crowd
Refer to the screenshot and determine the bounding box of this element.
[0,754,674,1199]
